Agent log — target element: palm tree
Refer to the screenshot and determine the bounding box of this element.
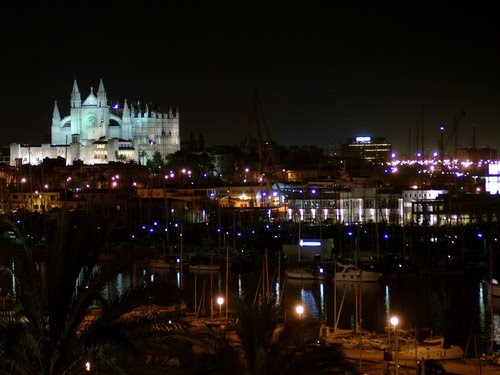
[219,293,357,375]
[0,210,205,374]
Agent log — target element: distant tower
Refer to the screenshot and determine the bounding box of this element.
[52,101,60,126]
[97,78,107,108]
[70,79,81,108]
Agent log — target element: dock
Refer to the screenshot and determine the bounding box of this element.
[342,347,500,374]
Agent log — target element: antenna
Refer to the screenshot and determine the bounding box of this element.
[421,104,425,158]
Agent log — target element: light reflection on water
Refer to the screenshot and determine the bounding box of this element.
[1,261,500,355]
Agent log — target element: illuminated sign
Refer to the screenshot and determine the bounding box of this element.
[355,136,371,143]
[299,239,322,247]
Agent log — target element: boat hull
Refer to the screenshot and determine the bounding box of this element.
[335,271,382,282]
[286,270,326,281]
[335,261,382,282]
[399,345,464,361]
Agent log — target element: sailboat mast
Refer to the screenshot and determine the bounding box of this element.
[488,238,495,354]
[225,237,229,319]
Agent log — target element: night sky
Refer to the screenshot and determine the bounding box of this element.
[2,3,500,156]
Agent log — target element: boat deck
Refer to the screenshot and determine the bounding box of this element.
[342,348,500,374]
[343,348,500,375]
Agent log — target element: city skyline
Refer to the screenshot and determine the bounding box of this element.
[2,3,500,155]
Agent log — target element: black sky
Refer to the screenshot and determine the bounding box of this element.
[2,2,500,156]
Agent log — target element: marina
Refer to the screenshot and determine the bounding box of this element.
[95,261,500,354]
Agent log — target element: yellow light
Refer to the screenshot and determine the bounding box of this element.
[295,304,304,316]
[217,296,224,306]
[390,316,399,327]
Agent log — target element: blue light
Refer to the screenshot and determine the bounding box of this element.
[347,231,353,236]
[300,240,322,247]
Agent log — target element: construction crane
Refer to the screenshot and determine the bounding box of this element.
[441,111,466,159]
[248,91,281,208]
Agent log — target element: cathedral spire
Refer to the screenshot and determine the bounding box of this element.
[52,101,61,126]
[123,99,130,117]
[52,101,60,120]
[70,79,81,108]
[97,78,107,107]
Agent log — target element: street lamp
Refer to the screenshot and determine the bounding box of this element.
[390,315,399,375]
[295,304,304,321]
[217,296,225,323]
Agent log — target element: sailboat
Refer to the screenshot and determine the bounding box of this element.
[321,228,374,347]
[486,238,500,360]
[319,283,356,345]
[334,261,382,282]
[286,264,327,281]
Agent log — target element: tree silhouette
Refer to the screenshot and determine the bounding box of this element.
[0,211,201,374]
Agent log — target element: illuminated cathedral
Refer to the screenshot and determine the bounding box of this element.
[10,78,180,165]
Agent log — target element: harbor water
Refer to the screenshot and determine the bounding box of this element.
[112,265,500,356]
[1,261,499,357]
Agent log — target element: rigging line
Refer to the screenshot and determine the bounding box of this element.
[334,285,348,332]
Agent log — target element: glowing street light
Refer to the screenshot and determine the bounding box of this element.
[217,296,225,322]
[390,315,400,375]
[295,304,304,320]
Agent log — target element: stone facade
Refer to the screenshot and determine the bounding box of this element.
[10,79,180,166]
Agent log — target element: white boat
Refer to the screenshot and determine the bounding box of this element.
[398,340,464,361]
[286,265,327,281]
[319,323,357,345]
[491,278,500,298]
[334,261,382,282]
